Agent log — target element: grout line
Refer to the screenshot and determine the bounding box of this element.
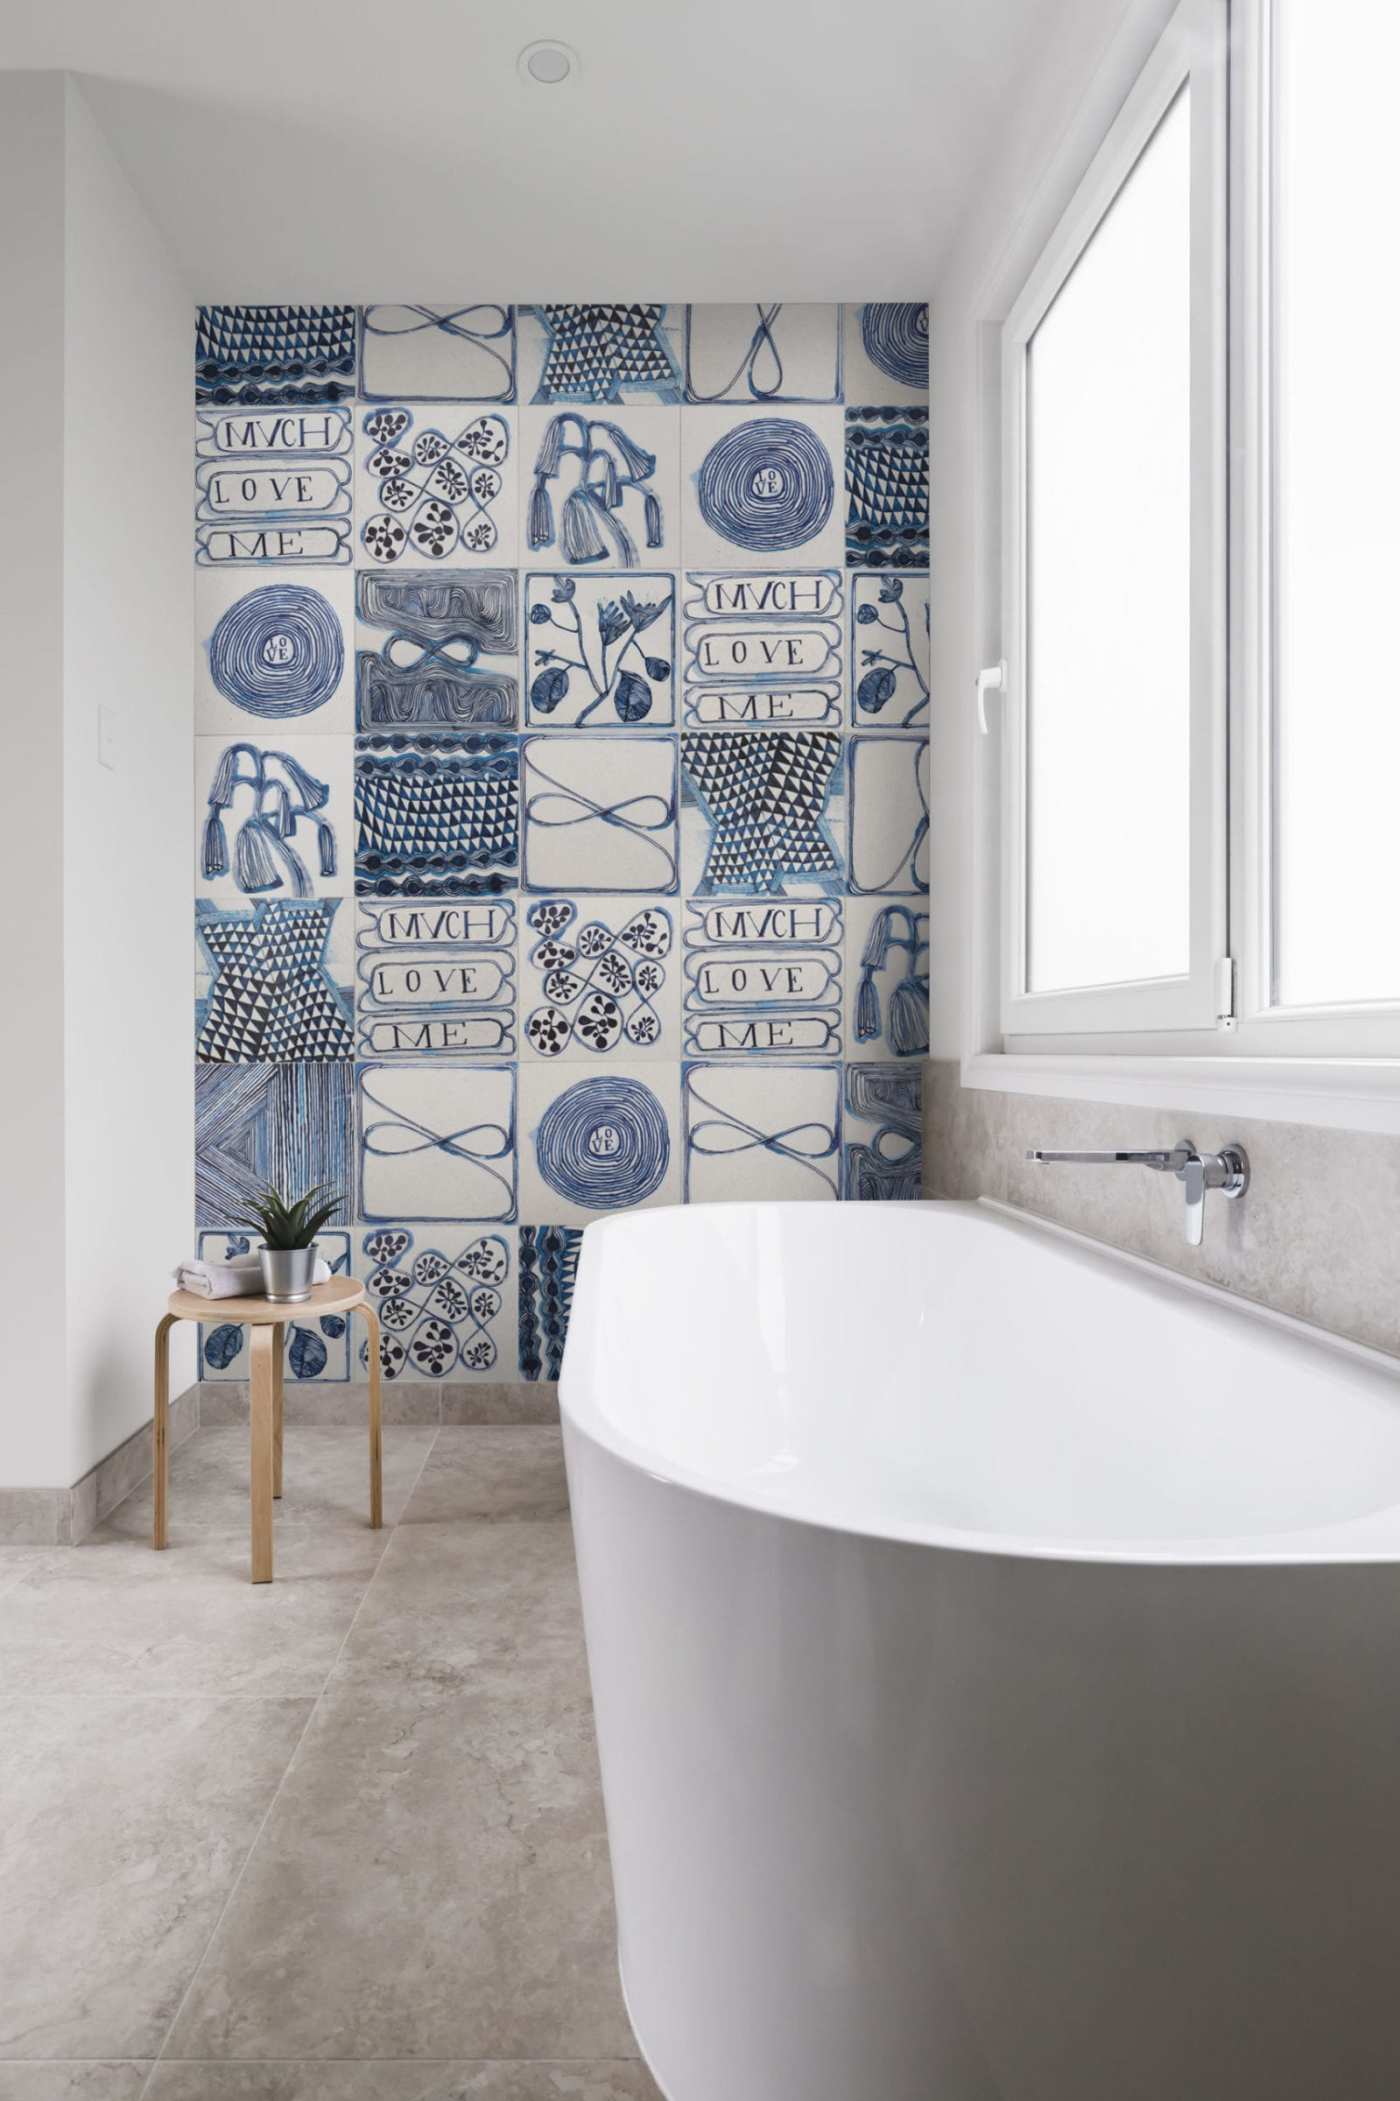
[135,1422,443,2098]
[138,2055,645,2066]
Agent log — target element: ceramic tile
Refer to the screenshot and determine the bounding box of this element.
[359,303,518,404]
[846,733,929,896]
[356,1062,517,1224]
[195,567,353,736]
[520,408,679,569]
[164,1563,630,2058]
[679,728,846,897]
[196,304,357,407]
[842,301,930,404]
[89,1387,199,1527]
[144,2065,661,2101]
[197,1229,354,1381]
[185,302,935,1311]
[849,570,929,728]
[681,567,844,728]
[194,404,353,569]
[100,1425,436,1541]
[843,1060,923,1200]
[195,1060,353,1230]
[524,573,676,728]
[517,1228,583,1383]
[681,895,843,1059]
[356,568,519,730]
[355,1225,518,1380]
[356,897,517,1061]
[0,1546,57,1599]
[681,405,844,571]
[0,1692,311,2057]
[521,734,679,895]
[520,896,677,1061]
[196,734,353,907]
[844,896,929,1061]
[331,1515,590,1699]
[921,1058,1400,1359]
[353,732,519,900]
[518,1062,681,1226]
[397,1427,569,1523]
[0,2069,152,2099]
[517,303,683,405]
[0,1494,69,1548]
[684,301,842,404]
[198,1378,442,1428]
[195,896,354,1064]
[0,1527,389,1695]
[844,403,929,569]
[358,403,518,567]
[682,1058,841,1202]
[440,1378,562,1425]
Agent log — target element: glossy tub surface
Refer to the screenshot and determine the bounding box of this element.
[562,1200,1400,2101]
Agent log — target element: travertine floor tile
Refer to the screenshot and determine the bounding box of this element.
[199,1383,441,1428]
[162,1671,630,2062]
[439,1381,561,1427]
[0,1696,310,2061]
[0,2069,153,2100]
[145,2061,660,2099]
[0,1528,390,1697]
[399,1429,569,1525]
[102,1427,438,1541]
[332,1521,590,1700]
[0,1550,56,1604]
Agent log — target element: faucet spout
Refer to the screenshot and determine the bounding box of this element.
[1025,1138,1250,1245]
[1025,1146,1191,1174]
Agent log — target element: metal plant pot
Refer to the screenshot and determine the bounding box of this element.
[260,1244,318,1304]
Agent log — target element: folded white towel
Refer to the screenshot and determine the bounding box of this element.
[173,1254,332,1299]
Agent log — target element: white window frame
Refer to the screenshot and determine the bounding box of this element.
[966,0,1400,1135]
[1000,0,1228,1040]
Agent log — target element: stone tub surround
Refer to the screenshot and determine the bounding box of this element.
[0,1387,201,1546]
[921,1057,1400,1360]
[0,1422,661,2096]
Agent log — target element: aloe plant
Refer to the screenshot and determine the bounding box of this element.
[237,1180,342,1251]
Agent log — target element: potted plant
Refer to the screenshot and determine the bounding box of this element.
[238,1180,343,1304]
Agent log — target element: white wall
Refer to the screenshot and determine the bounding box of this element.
[0,75,71,1485]
[0,71,192,1490]
[61,76,195,1482]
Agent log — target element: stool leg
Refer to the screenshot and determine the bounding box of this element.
[272,1322,285,1500]
[249,1325,276,1584]
[152,1313,177,1551]
[361,1302,383,1531]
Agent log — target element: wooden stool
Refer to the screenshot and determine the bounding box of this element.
[153,1278,382,1584]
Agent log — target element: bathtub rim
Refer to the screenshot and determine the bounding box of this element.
[559,1197,1400,1570]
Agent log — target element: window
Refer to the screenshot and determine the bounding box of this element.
[1270,0,1400,1018]
[998,0,1227,1039]
[1025,89,1193,999]
[980,0,1400,1099]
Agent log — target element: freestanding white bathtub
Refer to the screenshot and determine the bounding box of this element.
[561,1199,1400,2101]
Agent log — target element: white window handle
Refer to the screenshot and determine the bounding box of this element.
[975,660,1006,734]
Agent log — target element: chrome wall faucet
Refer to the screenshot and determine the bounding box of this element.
[1024,1139,1249,1248]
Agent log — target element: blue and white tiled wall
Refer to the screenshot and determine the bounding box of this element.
[192,302,930,1384]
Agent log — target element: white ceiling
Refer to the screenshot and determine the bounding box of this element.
[1,0,1081,298]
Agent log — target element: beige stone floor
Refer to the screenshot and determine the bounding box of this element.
[0,1426,662,2101]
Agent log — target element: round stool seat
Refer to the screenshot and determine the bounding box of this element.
[167,1276,366,1325]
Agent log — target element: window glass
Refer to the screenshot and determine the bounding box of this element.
[1025,89,1192,993]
